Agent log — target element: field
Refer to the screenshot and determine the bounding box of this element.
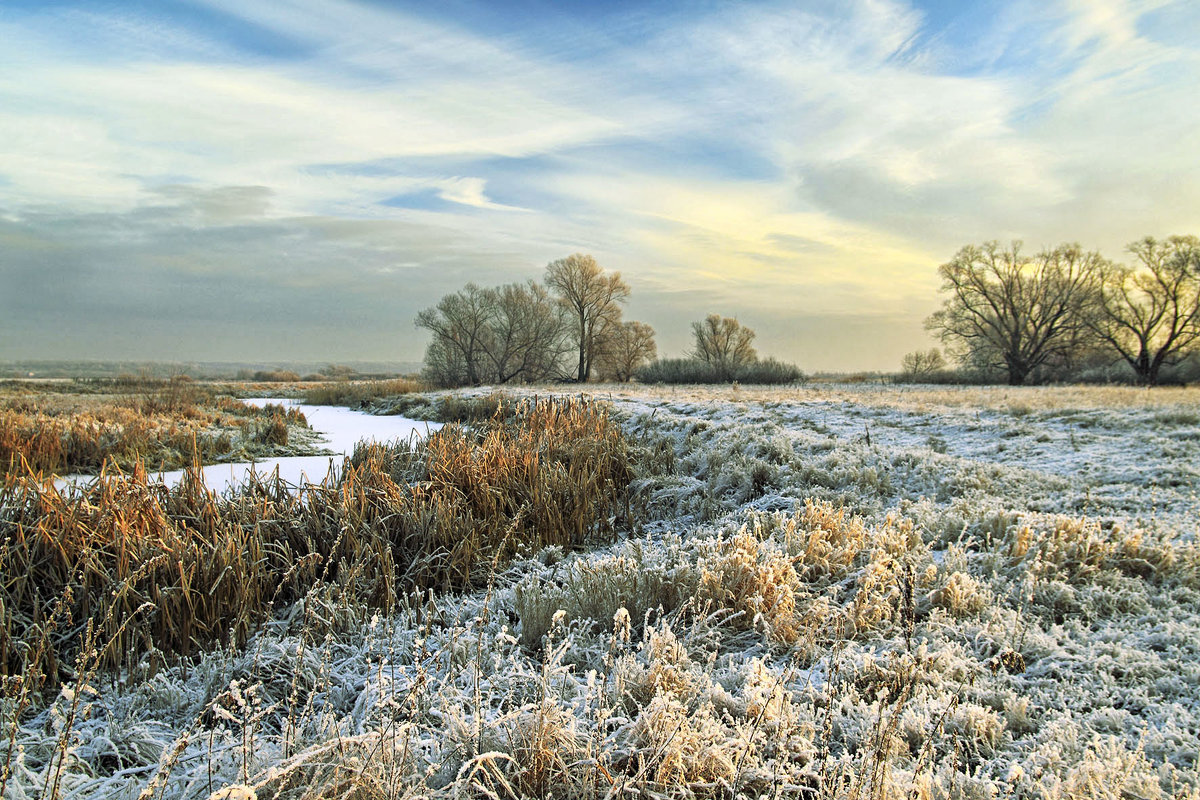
[2,382,1198,799]
[0,379,326,477]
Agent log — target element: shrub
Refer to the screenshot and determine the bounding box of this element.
[736,357,804,384]
[636,357,802,385]
[636,358,722,384]
[251,370,301,382]
[300,378,424,407]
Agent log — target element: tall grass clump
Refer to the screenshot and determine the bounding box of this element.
[0,396,636,687]
[300,378,423,407]
[0,395,309,477]
[351,395,634,566]
[432,391,512,423]
[0,408,234,476]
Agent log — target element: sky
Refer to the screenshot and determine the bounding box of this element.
[1,0,1198,372]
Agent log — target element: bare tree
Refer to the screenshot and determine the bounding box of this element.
[1088,236,1200,385]
[417,281,569,386]
[926,242,1102,385]
[899,348,946,379]
[545,254,629,382]
[595,320,657,382]
[481,281,569,384]
[420,335,474,388]
[691,314,757,380]
[415,283,495,386]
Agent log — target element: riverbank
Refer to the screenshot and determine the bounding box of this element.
[0,379,323,477]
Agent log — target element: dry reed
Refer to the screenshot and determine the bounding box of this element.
[0,387,309,477]
[0,396,635,688]
[299,378,424,407]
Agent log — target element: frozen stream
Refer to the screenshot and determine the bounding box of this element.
[60,398,442,493]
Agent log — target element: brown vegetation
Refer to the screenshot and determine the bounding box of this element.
[299,377,424,407]
[0,396,635,689]
[0,380,309,476]
[2,385,1198,799]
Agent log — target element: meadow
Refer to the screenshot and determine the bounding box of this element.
[1,381,1198,799]
[0,378,323,478]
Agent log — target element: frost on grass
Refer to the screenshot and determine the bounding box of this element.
[4,384,1200,799]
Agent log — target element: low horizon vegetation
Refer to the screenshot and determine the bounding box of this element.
[299,377,426,407]
[636,355,804,385]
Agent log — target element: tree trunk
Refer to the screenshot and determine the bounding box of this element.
[1147,350,1168,386]
[1133,350,1153,385]
[576,319,587,382]
[1006,361,1028,385]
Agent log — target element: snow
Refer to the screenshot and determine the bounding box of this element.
[598,383,1200,541]
[239,399,441,456]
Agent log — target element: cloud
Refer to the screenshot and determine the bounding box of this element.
[2,0,1198,371]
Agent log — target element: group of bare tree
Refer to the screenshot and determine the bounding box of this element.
[416,254,657,387]
[635,314,802,384]
[922,236,1200,385]
[690,313,757,380]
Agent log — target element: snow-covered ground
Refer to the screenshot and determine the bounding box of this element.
[601,383,1200,541]
[7,383,1199,800]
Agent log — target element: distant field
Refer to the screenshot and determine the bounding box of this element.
[2,382,1197,800]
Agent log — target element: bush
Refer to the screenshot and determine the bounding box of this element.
[301,378,424,407]
[636,357,802,385]
[251,370,301,382]
[892,368,970,385]
[636,358,721,384]
[737,357,804,384]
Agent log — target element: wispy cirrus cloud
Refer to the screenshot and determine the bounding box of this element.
[2,0,1197,369]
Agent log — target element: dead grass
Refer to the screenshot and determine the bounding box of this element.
[300,378,424,407]
[598,380,1200,416]
[0,382,311,477]
[0,396,636,688]
[5,384,1200,800]
[431,391,512,423]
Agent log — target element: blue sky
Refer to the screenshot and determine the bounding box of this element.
[2,0,1198,369]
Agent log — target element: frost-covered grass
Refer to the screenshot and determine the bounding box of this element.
[611,382,1200,540]
[3,383,1199,799]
